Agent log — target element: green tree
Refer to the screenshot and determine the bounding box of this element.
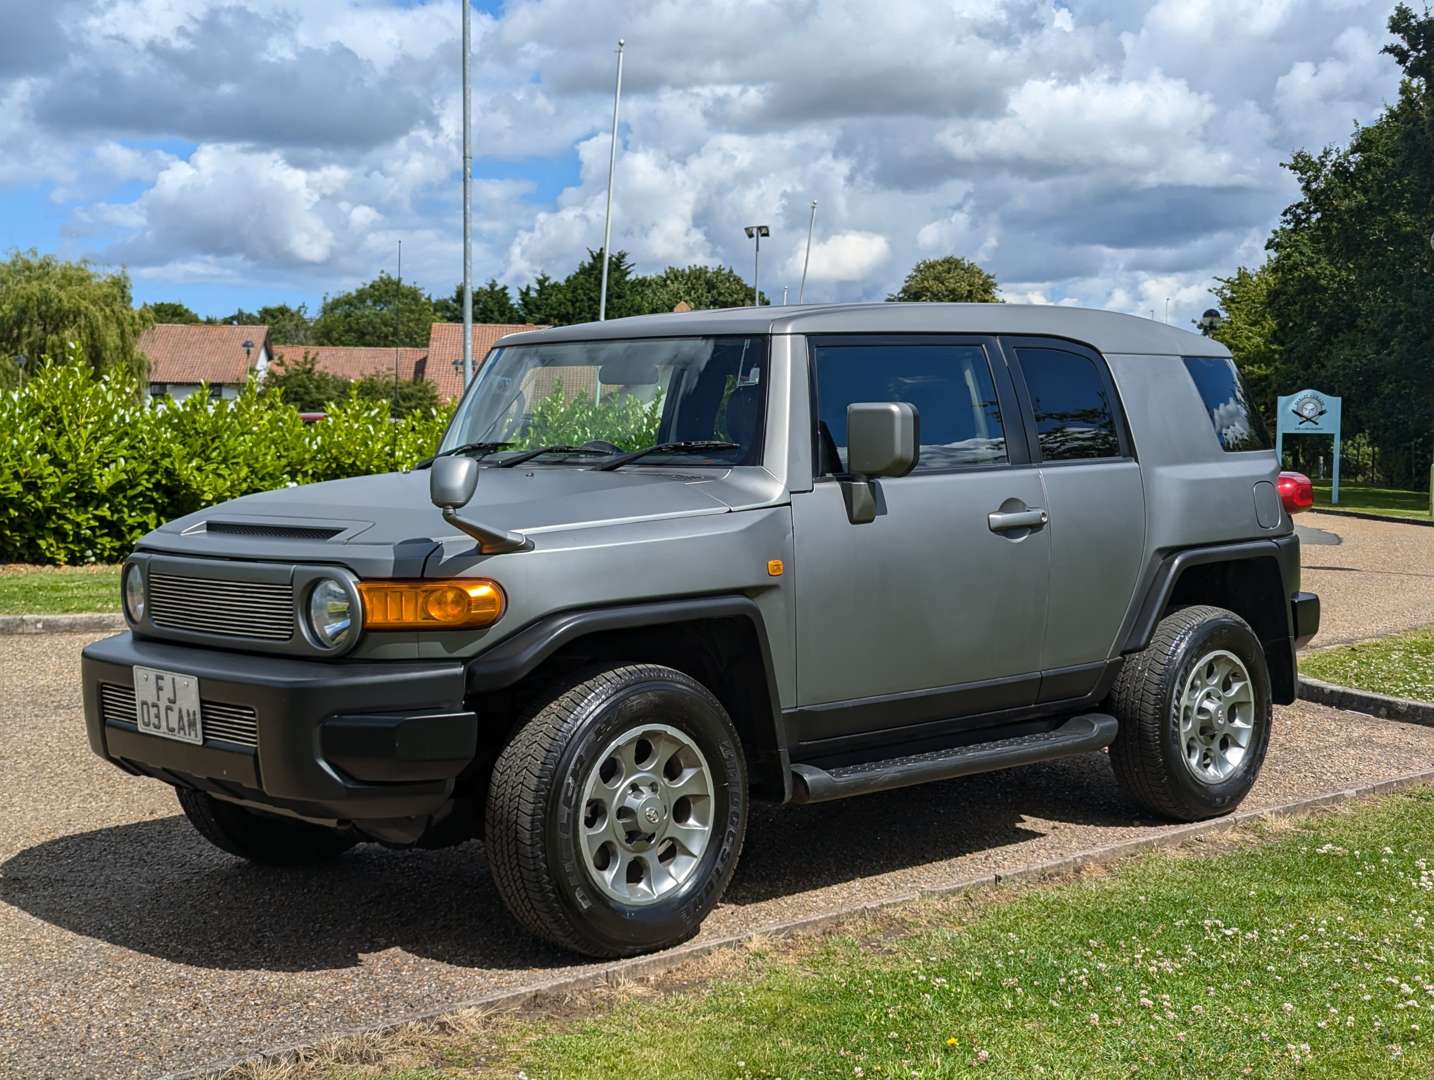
[261,351,350,412]
[435,278,522,324]
[1206,265,1285,426]
[206,304,310,343]
[146,301,200,323]
[520,250,645,326]
[0,251,151,386]
[1257,2,1434,488]
[887,256,1002,303]
[638,264,766,312]
[350,373,441,418]
[310,273,436,347]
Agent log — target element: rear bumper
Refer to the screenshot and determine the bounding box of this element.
[81,632,476,823]
[1292,592,1321,650]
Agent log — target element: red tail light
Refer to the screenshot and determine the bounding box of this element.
[1277,471,1314,515]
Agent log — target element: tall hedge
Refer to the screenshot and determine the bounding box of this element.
[0,365,452,565]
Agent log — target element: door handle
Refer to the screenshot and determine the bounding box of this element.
[988,508,1048,533]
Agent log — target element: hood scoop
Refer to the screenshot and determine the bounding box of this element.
[191,519,350,542]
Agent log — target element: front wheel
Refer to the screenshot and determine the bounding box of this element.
[1109,605,1273,822]
[485,664,748,958]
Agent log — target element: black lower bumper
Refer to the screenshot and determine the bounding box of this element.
[82,632,476,822]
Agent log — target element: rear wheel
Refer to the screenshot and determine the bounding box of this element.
[1110,605,1272,822]
[485,664,748,958]
[176,788,357,866]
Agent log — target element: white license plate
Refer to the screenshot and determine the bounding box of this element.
[132,666,203,745]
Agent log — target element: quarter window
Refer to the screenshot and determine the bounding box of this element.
[1015,346,1122,461]
[1182,356,1271,452]
[811,343,1008,474]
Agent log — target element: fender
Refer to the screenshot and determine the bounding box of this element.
[465,595,791,799]
[1120,535,1300,655]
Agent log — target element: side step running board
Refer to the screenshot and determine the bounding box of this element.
[789,713,1119,804]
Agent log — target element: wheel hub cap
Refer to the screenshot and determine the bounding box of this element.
[578,724,715,906]
[1177,649,1256,785]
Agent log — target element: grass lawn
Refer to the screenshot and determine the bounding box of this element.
[1301,627,1434,703]
[1313,482,1432,521]
[293,787,1434,1080]
[0,564,121,615]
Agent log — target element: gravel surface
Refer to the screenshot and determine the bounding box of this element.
[1298,512,1434,646]
[4,528,1434,1080]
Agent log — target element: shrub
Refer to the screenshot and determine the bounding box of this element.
[0,363,452,564]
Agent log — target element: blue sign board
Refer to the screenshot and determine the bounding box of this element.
[1275,388,1342,503]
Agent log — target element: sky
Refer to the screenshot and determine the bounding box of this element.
[0,0,1407,328]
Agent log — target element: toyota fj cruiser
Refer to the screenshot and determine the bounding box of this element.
[82,304,1320,957]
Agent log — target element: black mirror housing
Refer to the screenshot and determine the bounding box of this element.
[847,402,919,478]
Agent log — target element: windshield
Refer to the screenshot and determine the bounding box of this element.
[440,336,768,467]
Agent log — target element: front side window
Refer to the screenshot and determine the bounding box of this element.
[811,342,1008,474]
[441,336,766,467]
[1182,355,1271,452]
[1015,346,1122,461]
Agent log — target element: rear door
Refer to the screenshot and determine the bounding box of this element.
[790,335,1051,747]
[1001,337,1145,693]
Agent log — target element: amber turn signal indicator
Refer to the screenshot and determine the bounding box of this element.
[767,559,784,577]
[358,579,505,630]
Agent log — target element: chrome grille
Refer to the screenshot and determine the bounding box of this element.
[100,683,259,749]
[148,573,294,641]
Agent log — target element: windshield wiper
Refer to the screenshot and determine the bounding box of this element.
[414,441,513,469]
[596,440,741,472]
[494,445,614,468]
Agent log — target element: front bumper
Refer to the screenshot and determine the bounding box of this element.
[82,632,476,823]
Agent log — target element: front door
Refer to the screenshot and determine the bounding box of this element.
[790,335,1050,749]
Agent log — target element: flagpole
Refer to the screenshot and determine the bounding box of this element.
[598,39,625,321]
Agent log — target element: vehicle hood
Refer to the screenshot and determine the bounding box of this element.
[139,466,781,573]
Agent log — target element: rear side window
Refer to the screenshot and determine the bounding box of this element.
[1014,346,1122,461]
[811,342,1008,474]
[1182,356,1271,452]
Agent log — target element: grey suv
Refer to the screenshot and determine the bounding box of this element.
[81,304,1320,957]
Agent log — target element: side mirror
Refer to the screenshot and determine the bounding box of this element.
[430,455,478,510]
[841,403,919,525]
[429,455,530,555]
[847,402,920,478]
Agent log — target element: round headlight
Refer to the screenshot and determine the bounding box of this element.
[123,563,145,623]
[306,578,355,650]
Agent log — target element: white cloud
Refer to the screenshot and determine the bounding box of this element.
[0,0,1409,329]
[784,231,891,283]
[106,145,347,269]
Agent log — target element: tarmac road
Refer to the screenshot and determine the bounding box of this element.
[3,513,1433,1078]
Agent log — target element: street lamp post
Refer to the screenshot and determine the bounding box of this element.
[743,224,769,306]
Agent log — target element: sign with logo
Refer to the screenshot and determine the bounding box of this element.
[1275,388,1342,503]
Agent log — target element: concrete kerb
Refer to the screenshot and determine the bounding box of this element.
[0,612,124,635]
[171,765,1434,1080]
[1310,507,1434,528]
[1298,674,1434,726]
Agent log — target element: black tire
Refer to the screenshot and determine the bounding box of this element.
[1109,605,1273,822]
[485,664,748,958]
[176,788,357,866]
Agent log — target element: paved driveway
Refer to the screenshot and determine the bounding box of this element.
[1297,511,1434,646]
[4,517,1434,1078]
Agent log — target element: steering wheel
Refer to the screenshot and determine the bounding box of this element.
[580,440,624,454]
